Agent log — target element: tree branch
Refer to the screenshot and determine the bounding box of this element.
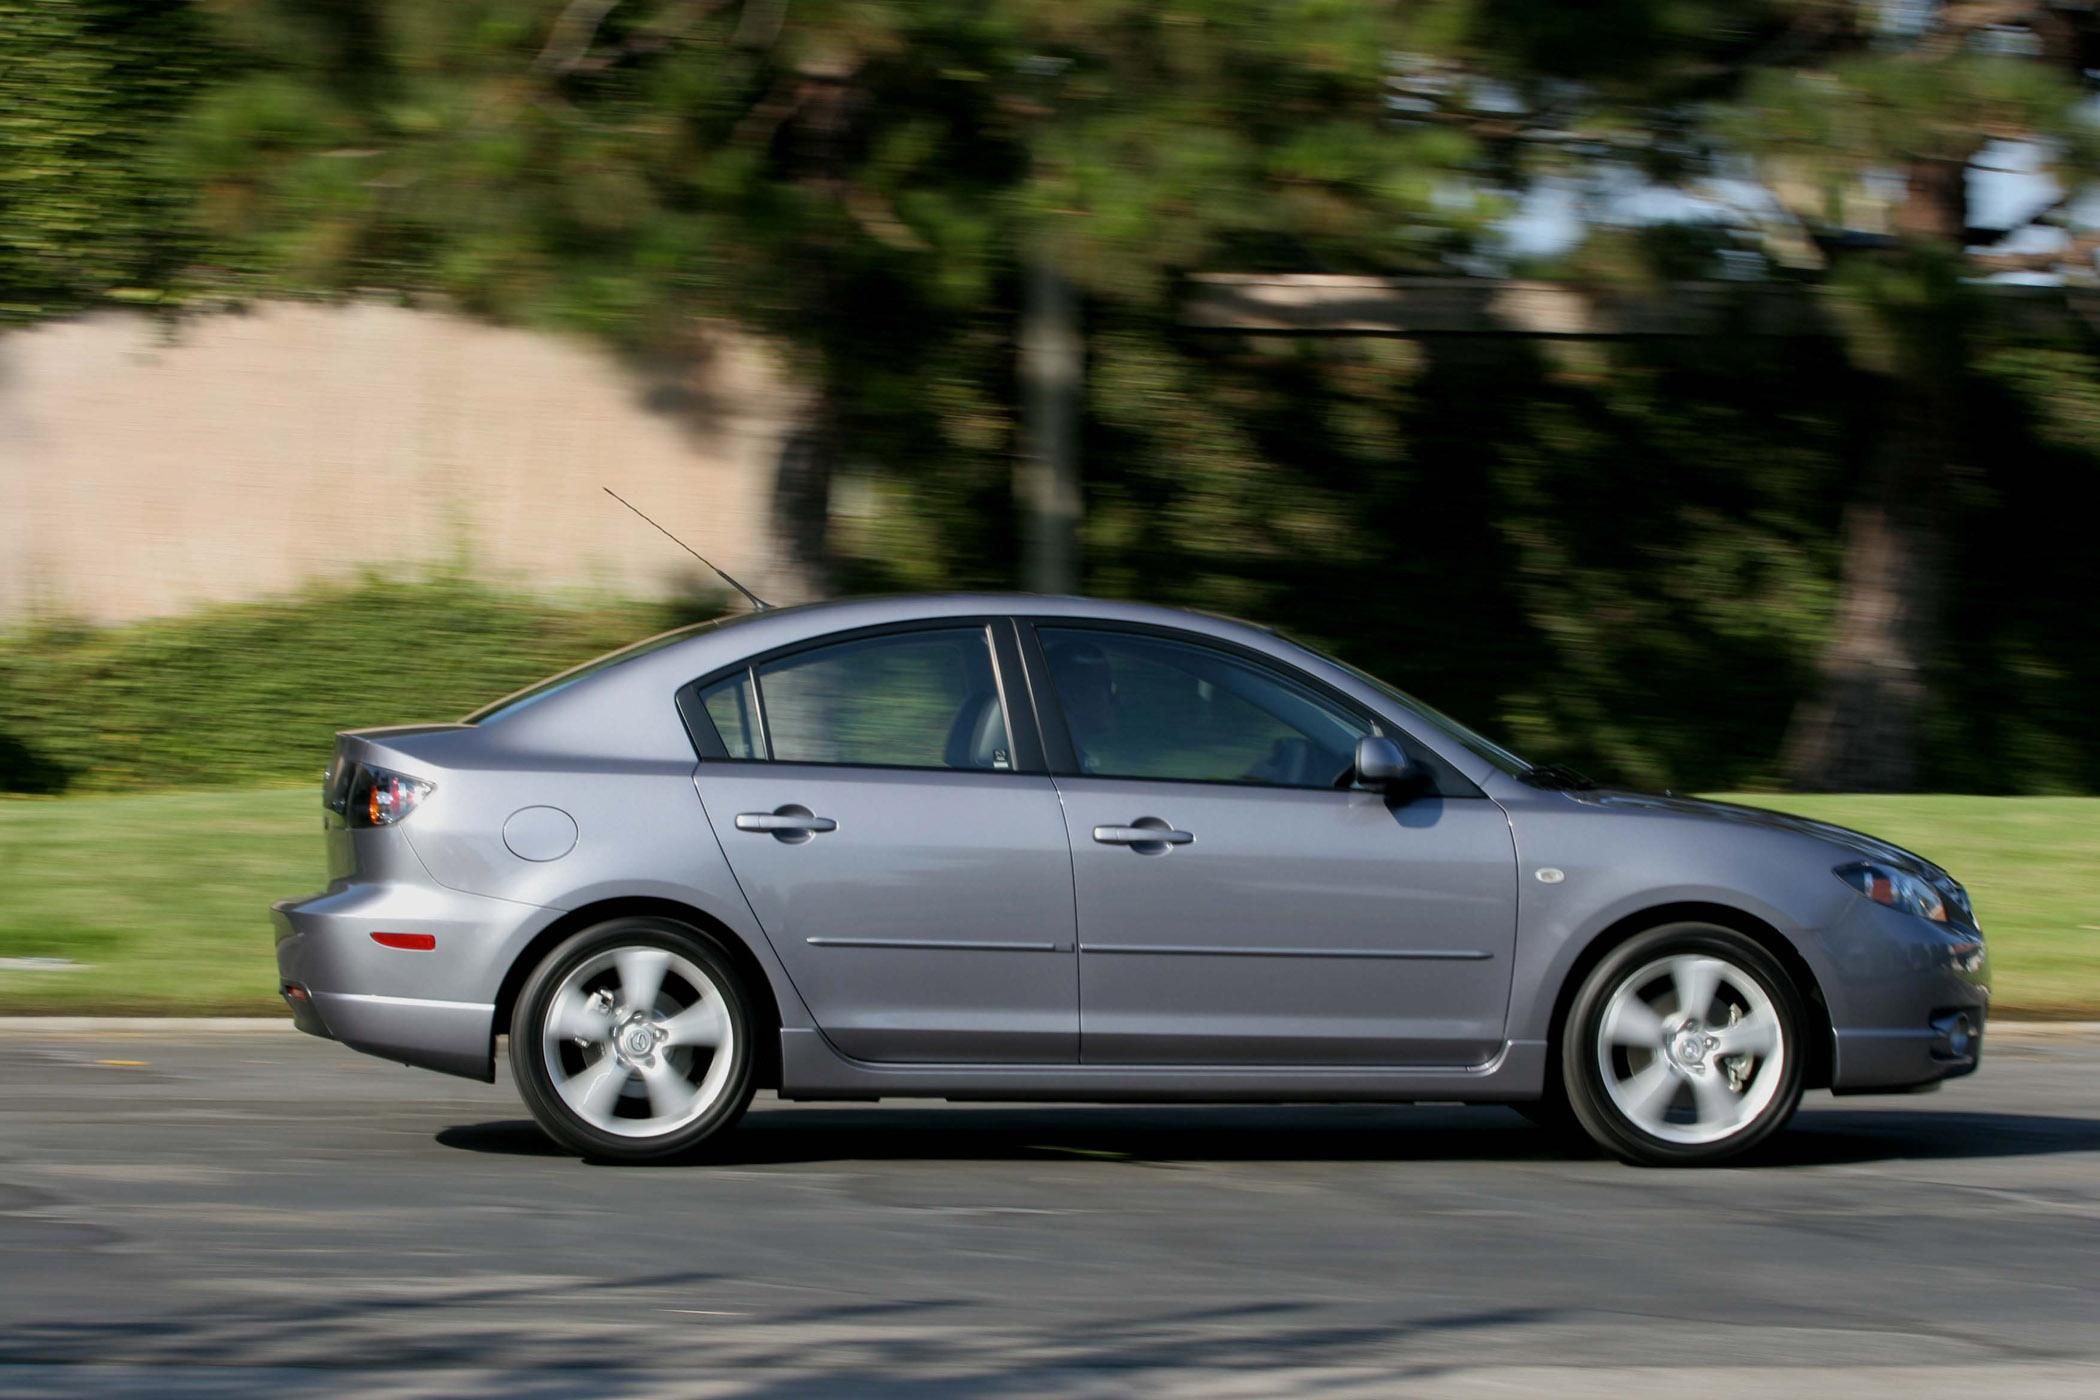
[1970,229,2100,274]
[536,0,623,74]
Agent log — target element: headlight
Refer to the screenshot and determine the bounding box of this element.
[1835,861,1947,923]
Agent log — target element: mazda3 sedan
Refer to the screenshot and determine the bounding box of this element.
[274,594,1988,1165]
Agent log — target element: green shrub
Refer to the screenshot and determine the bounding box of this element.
[0,576,724,793]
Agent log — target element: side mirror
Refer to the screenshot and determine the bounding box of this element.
[1353,734,1419,791]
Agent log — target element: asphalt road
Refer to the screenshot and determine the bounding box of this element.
[2,1023,2098,1398]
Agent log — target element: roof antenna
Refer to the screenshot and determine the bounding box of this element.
[603,487,771,611]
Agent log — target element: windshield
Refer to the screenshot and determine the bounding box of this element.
[463,617,727,725]
[1324,655,1533,776]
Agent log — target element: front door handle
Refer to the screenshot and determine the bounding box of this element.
[735,805,837,844]
[1093,818,1193,854]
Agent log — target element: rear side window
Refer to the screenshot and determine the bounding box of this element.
[699,671,763,760]
[695,628,1013,771]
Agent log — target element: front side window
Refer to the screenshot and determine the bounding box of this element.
[705,628,1013,771]
[1036,627,1367,787]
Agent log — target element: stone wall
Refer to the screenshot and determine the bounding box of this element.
[0,303,805,626]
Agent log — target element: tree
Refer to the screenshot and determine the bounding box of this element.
[1399,0,2100,790]
[150,1,1493,593]
[0,0,222,322]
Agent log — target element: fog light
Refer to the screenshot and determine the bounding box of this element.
[1930,1009,1979,1061]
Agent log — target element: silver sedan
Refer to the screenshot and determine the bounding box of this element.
[274,594,1989,1165]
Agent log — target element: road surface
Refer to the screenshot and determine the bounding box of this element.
[2,1022,2097,1396]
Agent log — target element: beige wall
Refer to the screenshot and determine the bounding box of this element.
[0,303,806,626]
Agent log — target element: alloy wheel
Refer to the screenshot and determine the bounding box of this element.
[1564,924,1805,1165]
[1595,952,1786,1146]
[533,941,738,1141]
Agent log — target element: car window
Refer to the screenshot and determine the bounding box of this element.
[698,670,763,760]
[742,628,1013,771]
[1036,627,1367,787]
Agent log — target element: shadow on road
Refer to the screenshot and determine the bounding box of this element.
[434,1102,2100,1169]
[0,1288,1561,1396]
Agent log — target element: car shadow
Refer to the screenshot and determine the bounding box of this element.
[435,1101,2100,1168]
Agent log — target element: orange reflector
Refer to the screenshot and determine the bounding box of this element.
[371,931,437,951]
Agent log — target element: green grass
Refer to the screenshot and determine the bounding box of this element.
[1,788,2094,1018]
[0,788,316,1013]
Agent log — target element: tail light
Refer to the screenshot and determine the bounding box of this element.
[328,762,435,827]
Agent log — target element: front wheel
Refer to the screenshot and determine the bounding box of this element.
[510,918,755,1162]
[1562,924,1805,1166]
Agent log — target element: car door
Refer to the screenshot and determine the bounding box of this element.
[1028,624,1517,1067]
[684,621,1078,1064]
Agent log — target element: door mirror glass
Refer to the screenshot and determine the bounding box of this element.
[1352,735,1418,790]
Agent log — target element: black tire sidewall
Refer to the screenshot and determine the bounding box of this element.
[1562,923,1805,1167]
[509,918,755,1162]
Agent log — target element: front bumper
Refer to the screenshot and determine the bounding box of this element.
[273,879,558,1082]
[1820,897,1991,1094]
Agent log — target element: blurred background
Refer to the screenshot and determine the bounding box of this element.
[2,1,2096,1015]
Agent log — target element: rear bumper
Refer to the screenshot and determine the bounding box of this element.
[273,880,557,1082]
[286,987,497,1081]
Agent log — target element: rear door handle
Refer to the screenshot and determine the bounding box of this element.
[735,806,837,843]
[1093,819,1193,852]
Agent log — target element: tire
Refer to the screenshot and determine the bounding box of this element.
[1561,923,1805,1167]
[510,917,756,1162]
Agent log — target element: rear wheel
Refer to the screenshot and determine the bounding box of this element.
[1562,924,1804,1166]
[510,918,755,1162]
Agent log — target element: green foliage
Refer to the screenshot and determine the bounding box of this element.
[0,0,224,321]
[1005,311,2096,796]
[0,576,724,793]
[1067,320,1853,793]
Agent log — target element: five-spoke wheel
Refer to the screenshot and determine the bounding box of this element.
[1561,924,1804,1166]
[511,919,754,1161]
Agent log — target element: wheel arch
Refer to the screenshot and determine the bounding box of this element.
[1543,901,1834,1092]
[494,897,785,1089]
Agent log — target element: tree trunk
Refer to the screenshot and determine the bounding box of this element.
[1017,258,1083,595]
[1777,488,1942,791]
[1778,302,1958,792]
[1778,146,1971,793]
[771,391,836,600]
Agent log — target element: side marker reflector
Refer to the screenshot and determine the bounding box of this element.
[371,932,437,951]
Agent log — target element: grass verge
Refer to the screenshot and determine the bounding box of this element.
[1,789,315,1014]
[1,788,2093,1018]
